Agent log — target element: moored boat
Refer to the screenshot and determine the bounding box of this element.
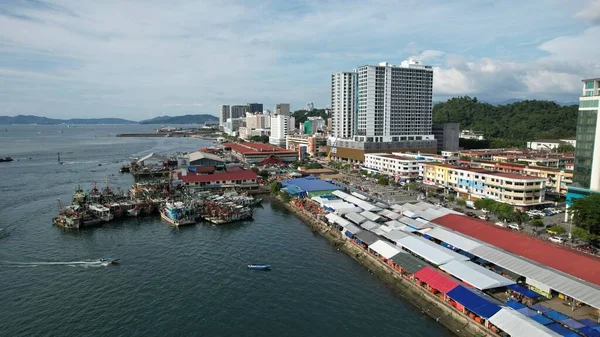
[160,201,196,226]
[88,204,113,222]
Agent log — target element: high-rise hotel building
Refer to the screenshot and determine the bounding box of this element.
[328,59,437,162]
[573,78,600,190]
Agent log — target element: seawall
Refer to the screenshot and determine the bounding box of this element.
[275,197,494,337]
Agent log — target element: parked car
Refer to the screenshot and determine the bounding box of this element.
[478,215,488,220]
[494,222,507,228]
[508,223,522,231]
[465,211,476,218]
[549,236,566,244]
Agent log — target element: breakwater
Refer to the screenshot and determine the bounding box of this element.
[277,196,493,337]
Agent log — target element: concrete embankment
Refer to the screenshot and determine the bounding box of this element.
[275,197,493,337]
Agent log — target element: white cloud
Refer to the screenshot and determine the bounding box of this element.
[574,0,600,24]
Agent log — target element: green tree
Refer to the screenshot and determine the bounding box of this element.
[269,181,282,195]
[474,198,497,211]
[555,143,575,153]
[548,225,566,235]
[279,191,291,202]
[377,176,389,185]
[456,198,467,207]
[250,167,259,173]
[572,227,592,241]
[513,210,530,226]
[493,203,514,221]
[530,218,544,229]
[447,195,456,203]
[406,182,418,191]
[571,194,600,235]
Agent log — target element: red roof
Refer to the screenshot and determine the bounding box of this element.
[223,142,296,155]
[433,214,600,286]
[190,166,215,174]
[181,170,257,183]
[414,266,460,293]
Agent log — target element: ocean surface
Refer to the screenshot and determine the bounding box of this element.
[0,125,450,337]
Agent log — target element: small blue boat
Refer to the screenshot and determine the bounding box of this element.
[247,264,271,270]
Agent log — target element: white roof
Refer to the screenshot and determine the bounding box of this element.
[332,190,381,211]
[343,223,362,235]
[390,204,404,212]
[360,210,382,222]
[332,190,351,199]
[345,212,367,225]
[325,213,342,224]
[385,220,416,233]
[416,208,447,221]
[440,260,515,290]
[488,308,561,337]
[187,151,224,163]
[334,206,364,215]
[470,245,600,309]
[403,210,417,218]
[360,221,380,231]
[425,227,482,252]
[369,240,401,259]
[326,201,357,211]
[396,236,470,266]
[351,191,368,200]
[378,209,402,220]
[398,216,427,229]
[381,230,410,243]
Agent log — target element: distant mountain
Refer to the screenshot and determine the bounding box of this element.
[139,114,218,125]
[0,115,136,125]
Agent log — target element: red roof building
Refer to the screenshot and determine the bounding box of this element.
[180,170,257,187]
[433,214,600,286]
[222,142,297,164]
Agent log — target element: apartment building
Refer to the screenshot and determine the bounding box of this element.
[363,153,434,181]
[423,163,547,207]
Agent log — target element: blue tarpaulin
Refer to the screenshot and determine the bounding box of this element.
[507,284,542,299]
[531,314,554,326]
[517,307,538,317]
[546,323,577,336]
[531,303,551,313]
[546,310,570,321]
[580,318,600,328]
[505,299,526,310]
[561,318,585,329]
[446,286,501,319]
[578,327,600,337]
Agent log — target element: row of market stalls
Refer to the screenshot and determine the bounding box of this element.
[313,187,596,337]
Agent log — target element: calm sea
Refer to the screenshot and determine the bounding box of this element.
[0,125,450,337]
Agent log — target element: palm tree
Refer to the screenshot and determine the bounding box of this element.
[513,210,530,226]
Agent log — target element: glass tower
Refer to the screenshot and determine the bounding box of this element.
[573,78,600,190]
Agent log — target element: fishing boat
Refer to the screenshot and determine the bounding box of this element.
[127,206,141,217]
[0,157,13,162]
[52,214,82,229]
[160,201,197,226]
[247,264,271,270]
[72,185,86,205]
[88,204,114,222]
[107,203,124,218]
[100,258,119,264]
[119,165,130,173]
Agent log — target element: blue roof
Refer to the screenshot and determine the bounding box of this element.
[281,176,341,192]
[580,318,600,328]
[517,307,538,317]
[546,310,569,321]
[546,323,578,336]
[505,299,526,310]
[507,284,542,299]
[561,318,585,329]
[282,185,304,195]
[446,286,501,319]
[531,314,554,326]
[531,303,551,313]
[578,327,600,337]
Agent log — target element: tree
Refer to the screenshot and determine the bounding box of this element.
[474,198,496,211]
[571,194,600,235]
[548,225,566,235]
[377,176,389,185]
[456,198,467,207]
[269,181,282,195]
[555,143,575,153]
[572,227,593,242]
[406,182,418,191]
[279,191,291,202]
[447,195,456,203]
[530,218,544,229]
[305,162,323,169]
[250,167,259,173]
[513,210,530,226]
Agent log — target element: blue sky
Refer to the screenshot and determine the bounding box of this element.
[0,0,599,120]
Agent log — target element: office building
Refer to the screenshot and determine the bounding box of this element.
[328,59,437,162]
[245,113,270,130]
[432,123,460,152]
[270,114,290,147]
[219,105,230,126]
[231,105,249,119]
[275,103,290,116]
[248,103,263,113]
[573,78,600,190]
[363,153,435,181]
[223,118,243,137]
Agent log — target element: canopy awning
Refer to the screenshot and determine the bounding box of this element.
[447,286,501,319]
[489,308,561,337]
[369,240,401,259]
[440,260,515,290]
[413,266,459,294]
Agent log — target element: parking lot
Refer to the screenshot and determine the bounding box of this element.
[330,173,418,205]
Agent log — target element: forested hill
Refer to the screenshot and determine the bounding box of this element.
[433,97,578,141]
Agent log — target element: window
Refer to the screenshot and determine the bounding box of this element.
[586,81,595,90]
[580,100,599,108]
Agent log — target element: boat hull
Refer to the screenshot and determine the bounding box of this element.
[160,210,196,226]
[248,264,271,270]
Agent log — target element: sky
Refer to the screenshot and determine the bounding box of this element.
[0,0,599,120]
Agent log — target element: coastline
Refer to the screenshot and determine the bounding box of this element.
[273,195,494,337]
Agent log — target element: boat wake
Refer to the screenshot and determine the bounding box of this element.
[1,260,110,268]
